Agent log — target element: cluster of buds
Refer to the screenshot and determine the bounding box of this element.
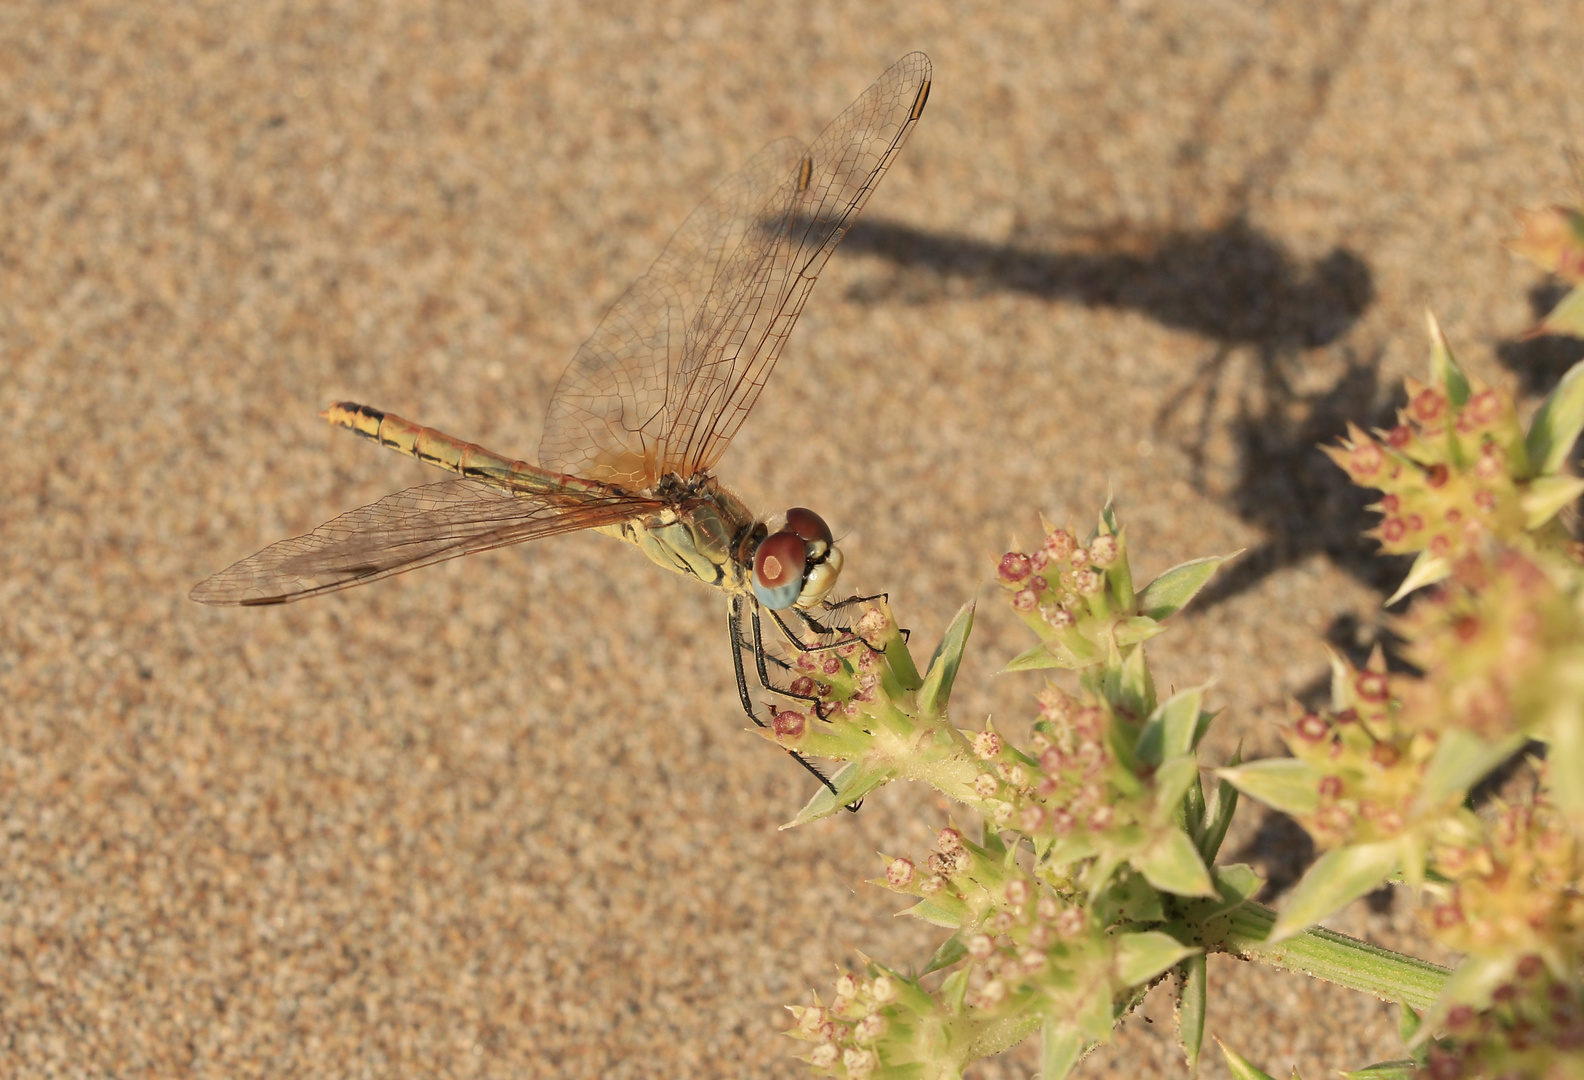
[1278,647,1443,849]
[1395,547,1584,744]
[1324,377,1527,565]
[1424,790,1584,969]
[814,827,1196,1075]
[995,521,1138,670]
[1420,956,1584,1079]
[788,965,932,1079]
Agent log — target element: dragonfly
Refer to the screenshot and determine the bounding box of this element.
[191,53,932,794]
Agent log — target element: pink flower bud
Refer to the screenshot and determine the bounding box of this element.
[1387,425,1412,448]
[937,828,964,855]
[1355,671,1390,703]
[771,710,807,741]
[1318,775,1345,800]
[1410,387,1447,424]
[1426,463,1449,488]
[1029,549,1050,571]
[1020,804,1046,831]
[1005,879,1030,905]
[1294,714,1329,742]
[1074,569,1102,595]
[885,858,916,889]
[1348,440,1384,478]
[966,933,994,961]
[1013,589,1039,611]
[998,552,1032,584]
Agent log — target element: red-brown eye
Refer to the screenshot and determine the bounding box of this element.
[784,507,833,547]
[752,530,808,609]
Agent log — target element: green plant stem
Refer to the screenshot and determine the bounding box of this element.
[1213,901,1451,1012]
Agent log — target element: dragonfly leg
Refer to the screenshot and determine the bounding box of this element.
[728,594,858,810]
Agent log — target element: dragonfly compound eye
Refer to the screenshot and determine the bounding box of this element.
[752,530,808,610]
[784,507,834,557]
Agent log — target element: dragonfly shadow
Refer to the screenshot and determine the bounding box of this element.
[842,216,1403,604]
[842,215,1372,352]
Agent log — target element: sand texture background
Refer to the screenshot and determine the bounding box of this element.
[5,1,1583,1076]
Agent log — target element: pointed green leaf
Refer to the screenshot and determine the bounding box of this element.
[1342,1062,1418,1080]
[1153,756,1202,816]
[1116,931,1199,988]
[1521,473,1584,529]
[1001,641,1064,671]
[1196,761,1241,863]
[1215,1038,1281,1080]
[1218,759,1323,817]
[924,932,967,973]
[1268,841,1400,942]
[1198,863,1263,919]
[1113,616,1168,648]
[1042,1018,1086,1080]
[1177,953,1206,1078]
[785,761,895,826]
[1136,685,1207,765]
[1526,358,1584,477]
[1399,1004,1429,1066]
[1136,829,1216,897]
[940,968,970,1014]
[906,899,966,930]
[918,599,975,715]
[1138,553,1241,620]
[1419,729,1527,805]
[1386,551,1452,606]
[1116,641,1154,721]
[1425,310,1471,407]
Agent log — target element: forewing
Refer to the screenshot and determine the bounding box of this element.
[538,53,931,487]
[668,52,931,479]
[190,478,659,605]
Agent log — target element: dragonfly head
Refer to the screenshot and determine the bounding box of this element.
[751,507,844,611]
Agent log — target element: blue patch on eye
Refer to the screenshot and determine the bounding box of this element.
[753,576,803,610]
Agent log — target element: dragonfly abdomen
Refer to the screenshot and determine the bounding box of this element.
[321,401,571,496]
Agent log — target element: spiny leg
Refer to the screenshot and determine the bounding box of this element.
[727,595,849,804]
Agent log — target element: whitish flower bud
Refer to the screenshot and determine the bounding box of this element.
[973,730,1002,759]
[799,1005,828,1034]
[1090,534,1119,566]
[1020,804,1046,831]
[842,1048,877,1077]
[966,933,995,961]
[937,828,965,855]
[1055,908,1086,938]
[1037,893,1059,920]
[854,1012,887,1041]
[870,975,897,1004]
[1020,949,1047,972]
[977,980,1007,1006]
[1013,588,1039,611]
[885,858,915,889]
[973,773,1000,797]
[1005,879,1030,906]
[1045,529,1077,559]
[809,1044,838,1069]
[834,974,859,999]
[1074,569,1103,595]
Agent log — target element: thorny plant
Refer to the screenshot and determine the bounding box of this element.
[768,213,1584,1080]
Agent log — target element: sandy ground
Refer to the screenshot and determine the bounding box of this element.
[4,1,1582,1077]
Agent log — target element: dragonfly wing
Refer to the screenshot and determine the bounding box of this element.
[538,53,931,487]
[190,478,660,605]
[538,136,809,487]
